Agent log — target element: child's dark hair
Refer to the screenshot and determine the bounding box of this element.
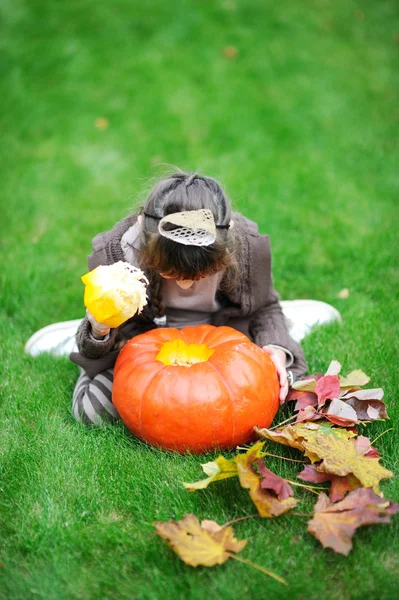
[138,172,239,315]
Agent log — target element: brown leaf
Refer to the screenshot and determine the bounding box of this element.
[235,443,298,517]
[154,514,247,566]
[257,459,294,500]
[222,46,239,59]
[95,117,109,129]
[315,375,341,408]
[336,288,349,299]
[308,489,399,555]
[340,388,388,421]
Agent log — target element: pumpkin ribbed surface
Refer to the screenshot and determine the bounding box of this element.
[113,325,280,453]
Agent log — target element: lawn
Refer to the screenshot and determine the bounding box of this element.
[1,0,399,598]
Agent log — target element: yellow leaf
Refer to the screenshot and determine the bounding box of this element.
[339,370,370,388]
[291,378,317,392]
[95,117,109,129]
[235,442,298,517]
[154,514,246,567]
[255,421,356,462]
[302,432,393,494]
[183,456,238,490]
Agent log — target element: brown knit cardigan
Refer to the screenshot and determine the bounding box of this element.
[70,212,308,379]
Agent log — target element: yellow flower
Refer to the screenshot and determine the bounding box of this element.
[81,261,148,327]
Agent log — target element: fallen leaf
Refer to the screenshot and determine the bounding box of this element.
[291,378,317,393]
[255,421,356,462]
[299,464,337,484]
[95,117,109,129]
[339,370,370,388]
[307,489,399,555]
[325,398,358,424]
[257,459,294,500]
[336,288,349,299]
[355,435,381,458]
[302,430,393,493]
[183,456,238,490]
[325,360,342,376]
[294,405,319,423]
[222,46,239,59]
[154,514,246,566]
[298,464,361,502]
[287,389,318,411]
[315,375,341,408]
[235,442,298,517]
[340,388,388,421]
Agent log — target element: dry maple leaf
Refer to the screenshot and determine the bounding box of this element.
[301,431,393,494]
[222,45,239,58]
[95,117,109,129]
[307,489,399,555]
[183,456,238,491]
[339,388,388,421]
[255,421,356,462]
[154,514,246,566]
[315,375,341,408]
[257,459,294,500]
[339,369,370,388]
[289,362,388,427]
[298,464,362,502]
[154,514,287,584]
[323,398,358,426]
[355,435,381,458]
[235,443,298,517]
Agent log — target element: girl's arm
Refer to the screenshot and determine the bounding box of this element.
[249,288,308,381]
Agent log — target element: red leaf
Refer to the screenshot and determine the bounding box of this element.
[294,391,318,411]
[298,464,361,502]
[298,464,332,484]
[329,475,360,502]
[355,435,381,459]
[294,406,320,423]
[315,375,341,408]
[257,460,294,500]
[324,414,358,427]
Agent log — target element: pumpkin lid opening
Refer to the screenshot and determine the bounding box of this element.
[156,338,215,367]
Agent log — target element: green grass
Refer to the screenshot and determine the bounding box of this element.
[1,0,399,598]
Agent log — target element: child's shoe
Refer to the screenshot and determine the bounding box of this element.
[281,299,342,343]
[24,319,83,357]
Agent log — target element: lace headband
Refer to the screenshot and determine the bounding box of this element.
[143,209,229,247]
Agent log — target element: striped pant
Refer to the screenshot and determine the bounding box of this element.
[72,369,120,425]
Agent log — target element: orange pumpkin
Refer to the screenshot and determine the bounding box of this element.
[113,325,280,453]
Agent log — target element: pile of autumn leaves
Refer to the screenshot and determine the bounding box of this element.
[153,361,398,584]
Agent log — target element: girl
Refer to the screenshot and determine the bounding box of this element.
[26,171,341,425]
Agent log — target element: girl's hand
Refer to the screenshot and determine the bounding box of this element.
[262,346,289,405]
[86,310,111,338]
